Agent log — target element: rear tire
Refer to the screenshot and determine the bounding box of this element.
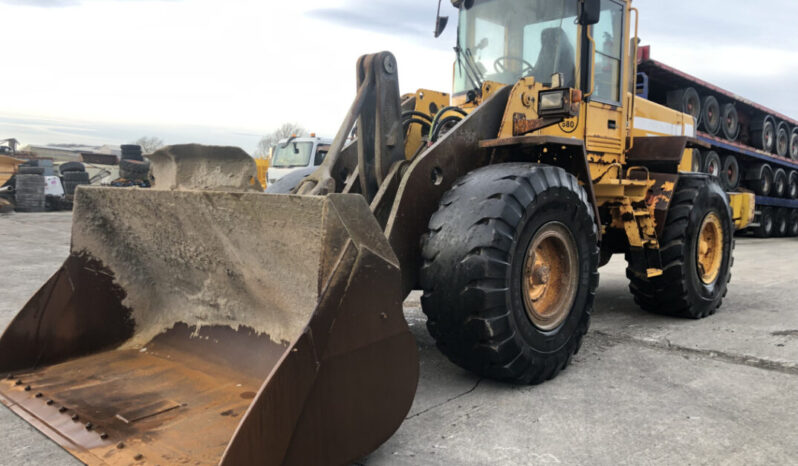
[720,104,739,141]
[627,175,733,319]
[700,95,720,135]
[787,171,798,200]
[775,122,790,158]
[420,164,599,384]
[746,164,773,196]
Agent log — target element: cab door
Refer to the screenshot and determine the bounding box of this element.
[585,0,627,161]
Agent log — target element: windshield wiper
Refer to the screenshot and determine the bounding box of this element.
[455,45,484,94]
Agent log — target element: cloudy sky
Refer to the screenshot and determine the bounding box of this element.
[2,0,797,154]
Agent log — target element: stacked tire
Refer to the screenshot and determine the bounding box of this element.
[14,166,46,212]
[60,162,90,208]
[119,144,150,183]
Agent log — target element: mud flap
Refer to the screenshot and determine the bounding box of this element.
[0,187,418,465]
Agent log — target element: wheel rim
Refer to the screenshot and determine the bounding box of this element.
[696,212,724,284]
[708,160,719,177]
[522,222,578,331]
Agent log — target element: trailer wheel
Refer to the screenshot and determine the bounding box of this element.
[700,95,721,135]
[774,208,789,237]
[720,155,740,190]
[788,171,798,200]
[790,128,798,161]
[627,175,733,319]
[720,104,739,141]
[753,207,774,238]
[773,168,787,198]
[775,122,790,158]
[702,151,721,177]
[788,210,798,237]
[691,150,702,173]
[750,116,776,153]
[746,164,773,196]
[420,164,599,384]
[667,88,701,125]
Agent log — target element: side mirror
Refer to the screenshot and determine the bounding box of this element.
[578,0,601,26]
[434,0,449,38]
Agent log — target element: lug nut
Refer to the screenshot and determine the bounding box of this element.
[24,385,31,391]
[116,442,125,449]
[133,453,143,461]
[71,414,79,421]
[100,432,108,440]
[35,392,43,398]
[46,399,54,405]
[15,380,22,386]
[58,406,68,413]
[85,422,93,430]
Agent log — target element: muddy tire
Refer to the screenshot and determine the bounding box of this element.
[19,166,45,175]
[59,161,85,174]
[627,175,733,319]
[119,159,150,181]
[420,164,599,384]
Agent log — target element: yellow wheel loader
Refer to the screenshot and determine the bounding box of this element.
[0,0,754,464]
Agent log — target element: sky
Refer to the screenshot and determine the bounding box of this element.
[2,0,797,154]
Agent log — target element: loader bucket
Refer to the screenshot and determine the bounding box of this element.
[0,187,418,465]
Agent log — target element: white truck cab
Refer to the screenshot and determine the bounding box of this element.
[267,135,332,184]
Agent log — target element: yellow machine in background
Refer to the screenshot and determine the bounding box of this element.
[0,1,754,465]
[255,156,270,189]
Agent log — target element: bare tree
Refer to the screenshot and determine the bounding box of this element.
[134,136,165,154]
[254,123,306,159]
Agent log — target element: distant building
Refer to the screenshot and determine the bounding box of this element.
[20,144,121,162]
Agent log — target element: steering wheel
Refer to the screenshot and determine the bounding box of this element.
[493,56,535,76]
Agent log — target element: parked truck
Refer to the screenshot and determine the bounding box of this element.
[636,46,798,237]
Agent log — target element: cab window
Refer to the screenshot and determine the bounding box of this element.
[592,0,624,104]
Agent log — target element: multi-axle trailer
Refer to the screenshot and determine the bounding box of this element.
[636,46,798,237]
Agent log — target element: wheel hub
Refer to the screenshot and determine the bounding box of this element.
[696,212,724,284]
[522,222,578,331]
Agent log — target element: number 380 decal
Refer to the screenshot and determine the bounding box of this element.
[559,117,579,134]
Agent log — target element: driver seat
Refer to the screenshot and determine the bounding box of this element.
[534,27,575,87]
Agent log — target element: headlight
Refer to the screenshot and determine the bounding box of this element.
[538,89,568,115]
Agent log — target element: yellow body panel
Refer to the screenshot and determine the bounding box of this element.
[729,192,756,230]
[254,158,270,190]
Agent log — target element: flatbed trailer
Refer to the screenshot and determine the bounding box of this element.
[636,46,798,237]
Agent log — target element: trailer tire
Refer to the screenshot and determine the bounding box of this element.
[720,155,740,190]
[774,208,789,237]
[702,151,721,178]
[700,95,721,135]
[750,116,776,153]
[790,128,798,161]
[720,104,739,141]
[753,207,774,238]
[691,150,702,173]
[788,210,798,237]
[746,164,773,196]
[627,175,733,319]
[19,166,45,175]
[775,122,790,158]
[788,171,798,200]
[773,168,787,198]
[667,88,701,125]
[420,164,599,384]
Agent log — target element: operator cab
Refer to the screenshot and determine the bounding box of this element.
[452,0,627,107]
[267,135,332,184]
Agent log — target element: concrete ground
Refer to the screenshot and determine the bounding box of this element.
[1,211,797,465]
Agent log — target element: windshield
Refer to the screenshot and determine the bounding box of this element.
[454,0,579,95]
[271,142,313,168]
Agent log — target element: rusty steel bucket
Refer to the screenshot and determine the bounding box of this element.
[0,187,418,465]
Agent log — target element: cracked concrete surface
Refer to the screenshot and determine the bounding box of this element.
[1,212,797,465]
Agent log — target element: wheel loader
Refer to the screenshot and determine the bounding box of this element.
[0,0,755,464]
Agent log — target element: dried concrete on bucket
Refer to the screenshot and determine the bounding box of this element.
[71,187,327,348]
[148,144,262,193]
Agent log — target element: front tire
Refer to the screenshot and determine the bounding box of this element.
[420,164,599,384]
[627,175,734,319]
